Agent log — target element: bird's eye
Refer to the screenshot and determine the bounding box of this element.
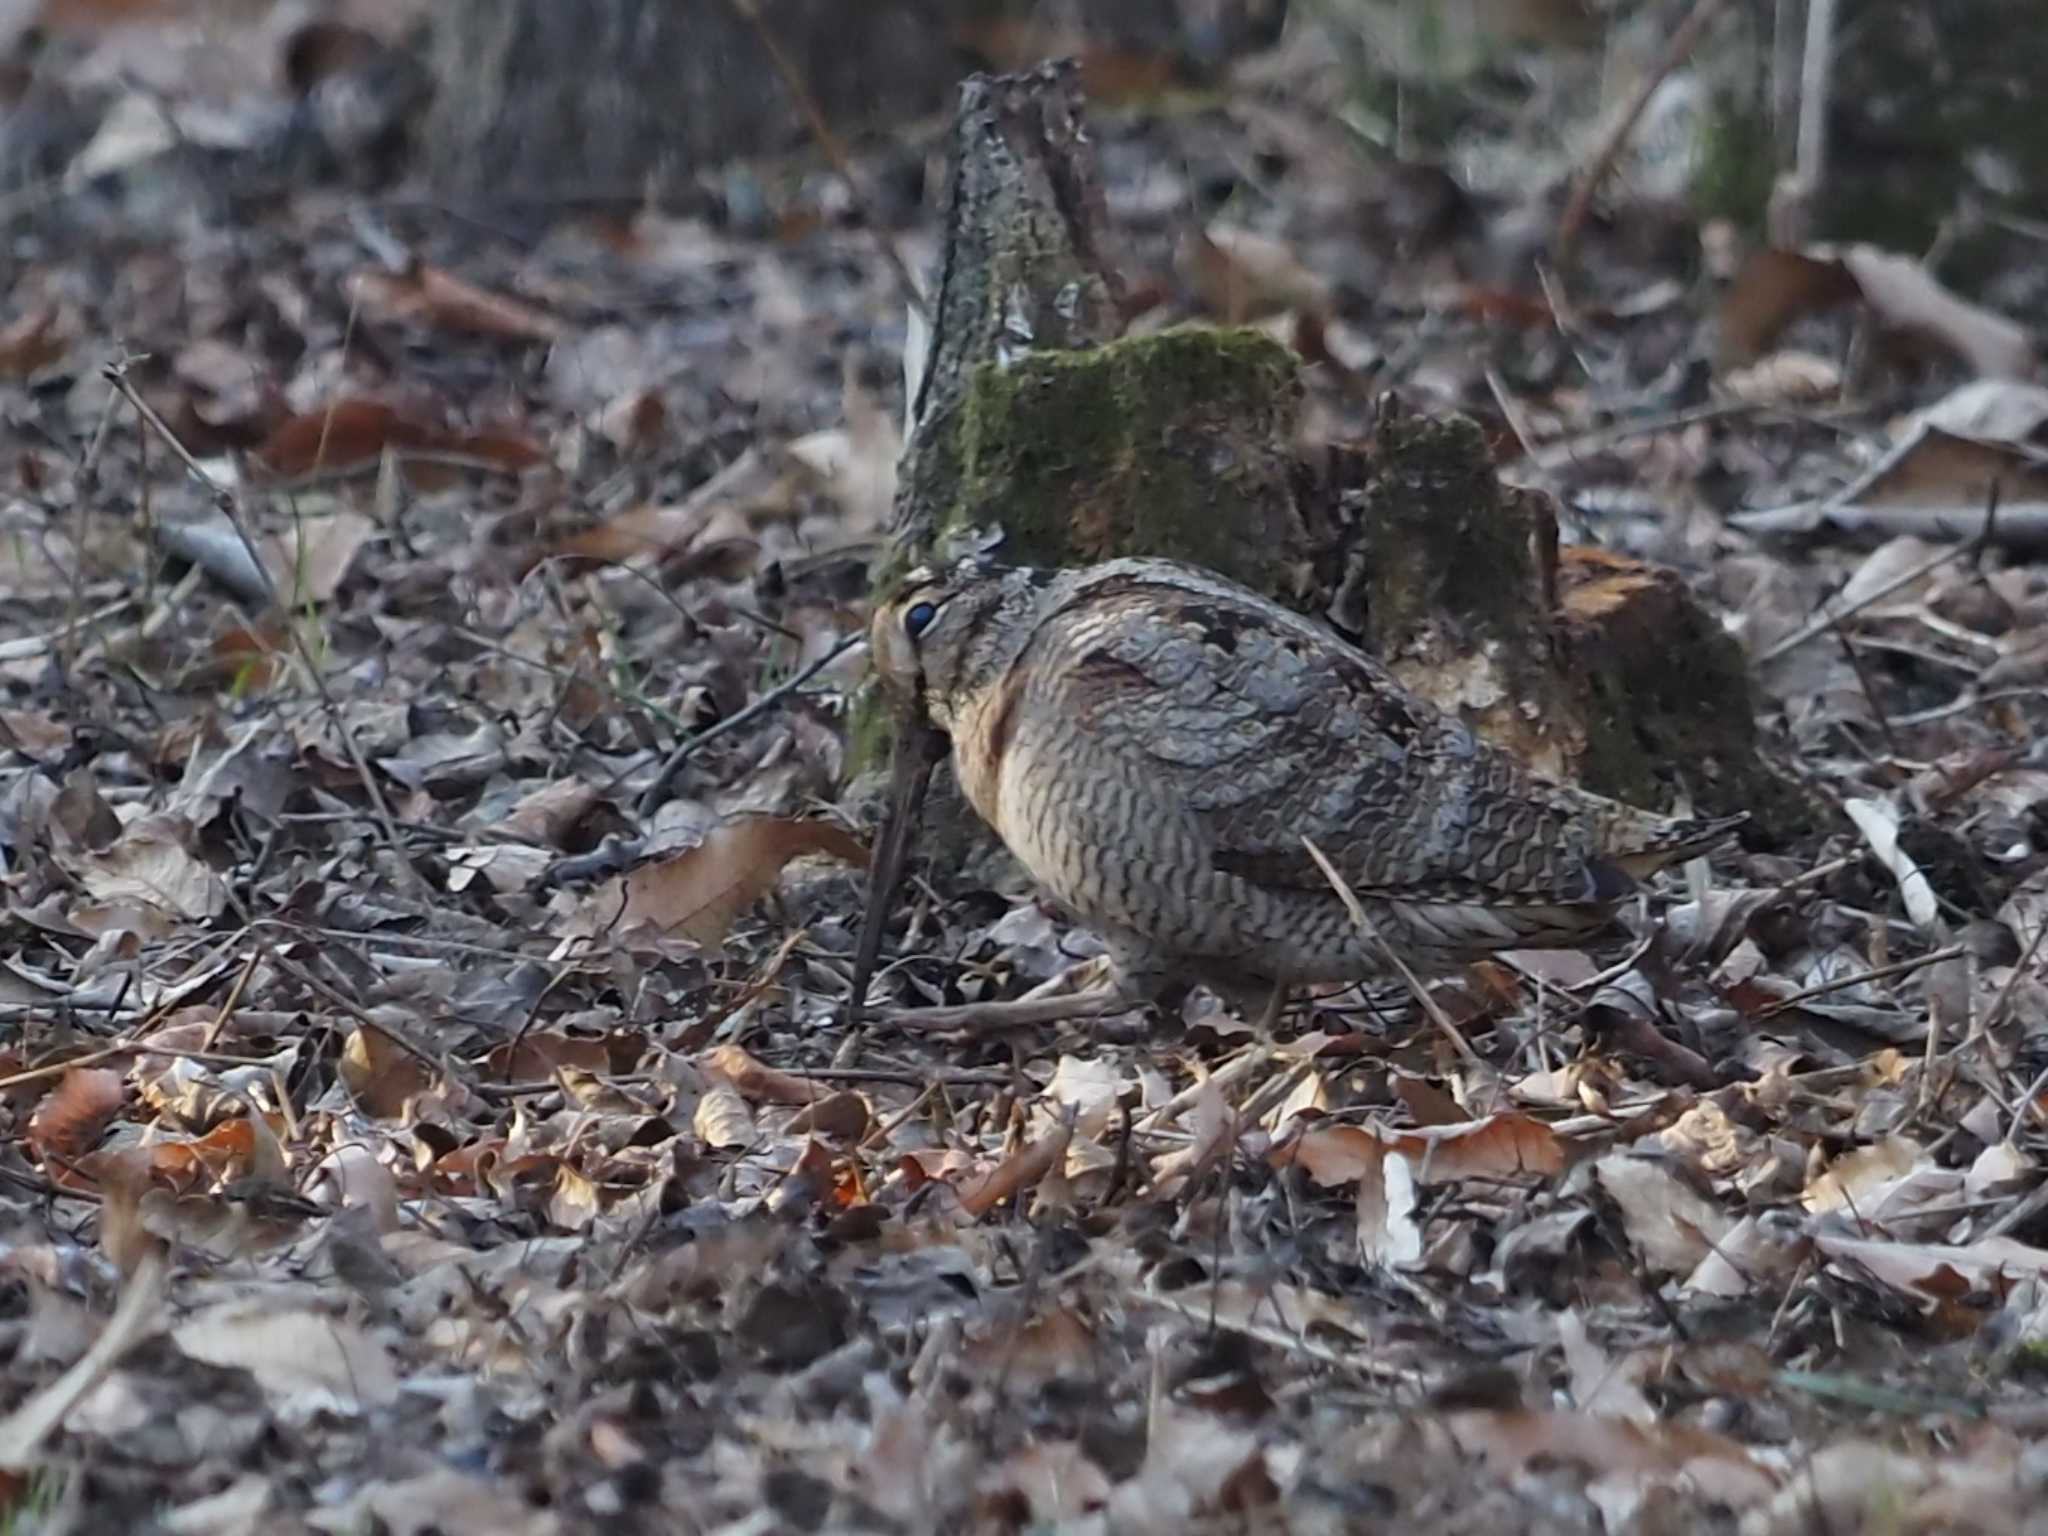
[903,601,939,638]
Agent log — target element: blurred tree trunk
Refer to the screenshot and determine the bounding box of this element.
[422,0,964,204]
[422,0,1287,205]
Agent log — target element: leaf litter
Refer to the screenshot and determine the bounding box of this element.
[3,3,2048,1533]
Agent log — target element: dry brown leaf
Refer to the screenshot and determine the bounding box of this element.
[337,1026,432,1120]
[1274,1112,1564,1187]
[0,305,68,379]
[347,263,565,342]
[1738,378,2048,545]
[253,399,545,481]
[1802,1134,1927,1214]
[1178,223,1332,324]
[265,510,376,606]
[483,1031,611,1084]
[957,1304,1100,1386]
[701,1043,829,1105]
[783,1092,870,1139]
[596,387,667,454]
[1590,1153,1737,1277]
[1807,1226,2048,1309]
[0,707,72,762]
[1718,245,2035,378]
[693,1084,755,1150]
[784,361,899,536]
[1557,1309,1655,1423]
[67,813,225,922]
[26,1067,127,1181]
[975,1439,1112,1526]
[1718,349,1841,406]
[543,500,718,569]
[561,816,866,952]
[1446,1408,1778,1507]
[546,1163,604,1232]
[959,1118,1073,1219]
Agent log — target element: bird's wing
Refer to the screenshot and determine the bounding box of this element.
[1050,579,1625,906]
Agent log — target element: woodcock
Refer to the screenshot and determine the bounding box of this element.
[856,555,1744,1022]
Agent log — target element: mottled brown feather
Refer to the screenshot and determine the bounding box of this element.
[870,555,1744,999]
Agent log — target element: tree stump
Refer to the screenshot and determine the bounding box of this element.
[885,62,1310,591]
[865,62,1796,849]
[1307,407,1806,834]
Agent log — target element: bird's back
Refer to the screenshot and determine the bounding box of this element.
[943,558,1738,984]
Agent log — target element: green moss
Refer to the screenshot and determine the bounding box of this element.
[2007,1337,2048,1377]
[851,327,1304,776]
[946,325,1302,599]
[1691,91,1775,232]
[1354,412,1541,655]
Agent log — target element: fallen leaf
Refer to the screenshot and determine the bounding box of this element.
[347,263,564,342]
[1178,223,1332,324]
[26,1068,127,1179]
[254,399,544,481]
[1718,245,2034,378]
[0,306,68,379]
[1591,1152,1737,1275]
[558,816,866,952]
[1274,1112,1564,1186]
[1355,1148,1423,1268]
[959,1117,1073,1218]
[172,1304,399,1415]
[693,1084,755,1149]
[701,1043,829,1105]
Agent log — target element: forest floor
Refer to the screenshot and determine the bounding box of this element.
[4,4,2048,1533]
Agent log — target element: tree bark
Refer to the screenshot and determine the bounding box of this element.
[421,0,1288,206]
[885,60,1308,592]
[423,0,960,204]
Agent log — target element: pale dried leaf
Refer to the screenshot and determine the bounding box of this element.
[172,1304,399,1415]
[558,816,866,951]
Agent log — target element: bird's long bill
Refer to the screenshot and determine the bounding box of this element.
[846,714,946,1027]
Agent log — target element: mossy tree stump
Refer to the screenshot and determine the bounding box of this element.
[866,60,1798,847]
[1309,403,1804,836]
[884,63,1308,601]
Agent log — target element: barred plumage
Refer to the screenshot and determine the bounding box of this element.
[867,555,1742,1011]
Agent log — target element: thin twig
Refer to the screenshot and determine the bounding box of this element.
[0,1039,286,1094]
[1135,1045,1273,1136]
[1790,0,1838,222]
[1555,0,1727,265]
[259,940,463,1087]
[880,986,1131,1034]
[1483,368,1542,461]
[723,0,927,321]
[1756,520,1991,664]
[1506,400,1764,474]
[1891,688,2045,729]
[810,1066,1015,1088]
[1831,626,1901,758]
[635,631,864,815]
[1134,1284,1422,1388]
[1981,909,2048,1049]
[1753,943,1968,1019]
[101,366,431,898]
[1300,836,1484,1068]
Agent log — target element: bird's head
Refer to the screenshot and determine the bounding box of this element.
[868,557,1052,733]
